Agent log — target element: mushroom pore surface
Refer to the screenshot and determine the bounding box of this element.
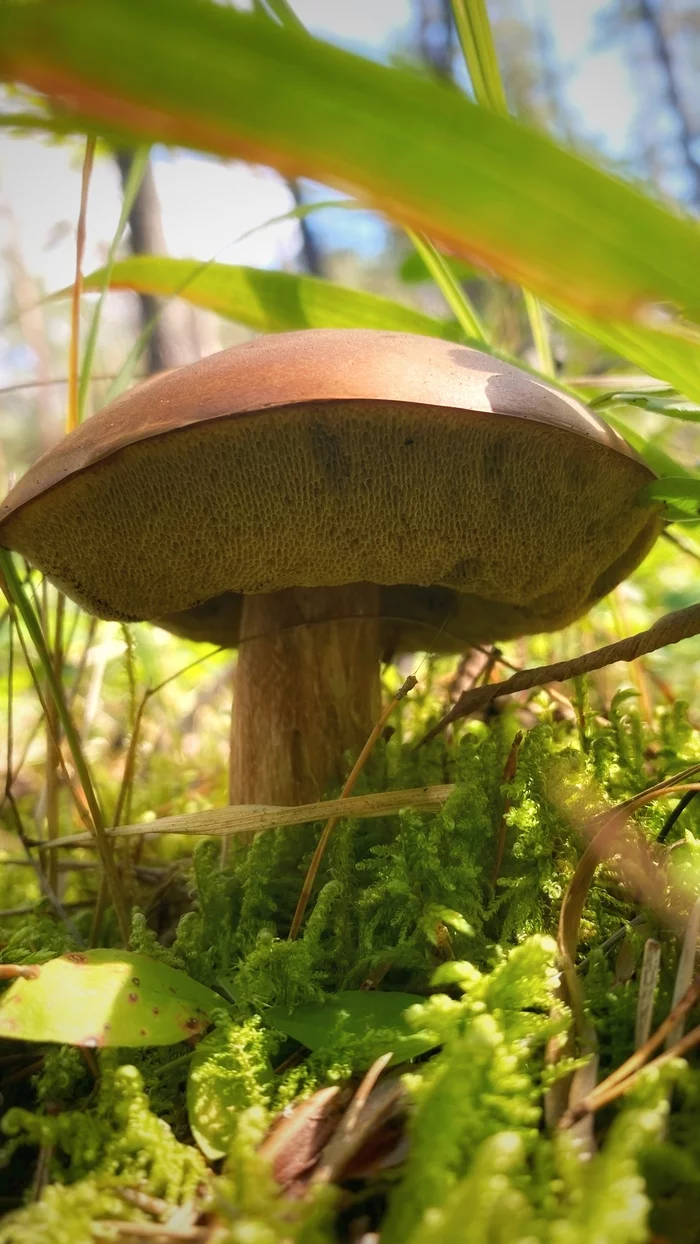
[1,397,659,644]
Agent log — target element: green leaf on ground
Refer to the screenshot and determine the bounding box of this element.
[0,950,223,1047]
[263,990,438,1069]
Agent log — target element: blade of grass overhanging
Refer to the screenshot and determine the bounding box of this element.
[450,0,553,370]
[67,136,95,434]
[523,289,554,376]
[2,1,700,323]
[77,145,149,423]
[261,0,307,35]
[79,258,462,342]
[404,228,488,344]
[0,552,130,942]
[450,0,508,115]
[559,308,700,405]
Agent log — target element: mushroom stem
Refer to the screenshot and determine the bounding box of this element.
[229,584,382,808]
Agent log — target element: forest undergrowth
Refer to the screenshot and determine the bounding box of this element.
[2,671,700,1243]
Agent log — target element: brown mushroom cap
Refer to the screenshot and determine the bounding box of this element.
[0,329,661,648]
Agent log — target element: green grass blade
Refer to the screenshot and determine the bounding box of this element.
[523,289,554,376]
[451,0,509,117]
[405,228,488,344]
[559,309,700,405]
[2,0,700,324]
[0,552,130,944]
[80,257,464,340]
[77,145,149,423]
[451,0,553,373]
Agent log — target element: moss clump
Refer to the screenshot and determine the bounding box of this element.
[2,697,700,1241]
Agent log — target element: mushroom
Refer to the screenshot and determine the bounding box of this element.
[0,329,661,807]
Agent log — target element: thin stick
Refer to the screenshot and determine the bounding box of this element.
[67,136,95,434]
[419,601,700,744]
[288,677,417,940]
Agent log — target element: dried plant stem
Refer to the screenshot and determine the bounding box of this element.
[635,939,661,1049]
[420,601,700,743]
[564,1022,700,1125]
[561,974,700,1127]
[288,676,417,940]
[666,898,700,1047]
[37,781,453,852]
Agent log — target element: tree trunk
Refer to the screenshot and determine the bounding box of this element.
[229,584,381,807]
[114,148,192,374]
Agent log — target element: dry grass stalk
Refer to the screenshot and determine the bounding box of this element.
[666,897,700,1047]
[40,782,453,852]
[561,974,700,1128]
[635,939,661,1049]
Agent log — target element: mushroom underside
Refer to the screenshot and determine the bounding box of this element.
[0,399,661,805]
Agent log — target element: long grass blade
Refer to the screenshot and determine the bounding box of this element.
[0,552,130,942]
[77,145,149,423]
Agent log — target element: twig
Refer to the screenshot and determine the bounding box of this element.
[418,601,700,744]
[311,1054,398,1186]
[288,677,417,940]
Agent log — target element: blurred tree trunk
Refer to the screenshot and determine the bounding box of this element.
[635,0,700,207]
[417,0,454,81]
[287,177,324,276]
[114,149,192,374]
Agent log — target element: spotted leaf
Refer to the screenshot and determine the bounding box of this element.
[0,950,224,1047]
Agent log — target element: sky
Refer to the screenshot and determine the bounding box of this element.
[0,0,646,379]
